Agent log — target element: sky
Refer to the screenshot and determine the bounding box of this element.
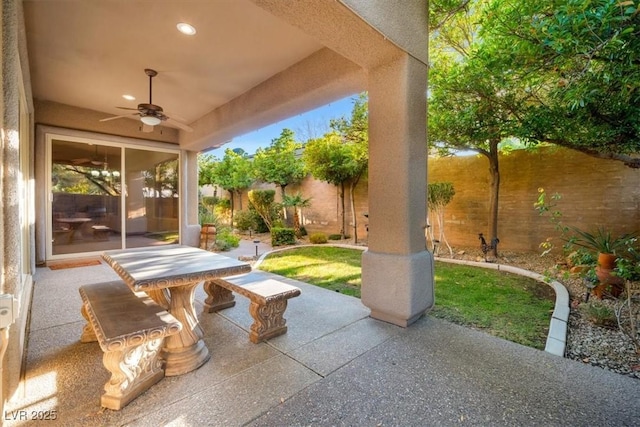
[204,95,357,156]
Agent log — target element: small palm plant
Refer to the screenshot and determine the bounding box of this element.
[282,193,312,238]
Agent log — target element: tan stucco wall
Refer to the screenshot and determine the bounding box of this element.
[1,0,34,412]
[34,99,180,144]
[181,48,365,151]
[233,147,638,254]
[428,147,640,253]
[341,0,428,64]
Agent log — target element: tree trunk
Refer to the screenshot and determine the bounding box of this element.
[229,189,235,227]
[349,177,360,244]
[280,184,289,223]
[293,208,301,238]
[487,140,500,257]
[436,205,453,257]
[339,182,346,238]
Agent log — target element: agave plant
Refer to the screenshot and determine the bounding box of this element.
[567,226,636,255]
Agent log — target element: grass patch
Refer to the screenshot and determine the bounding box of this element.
[259,246,555,349]
[432,262,554,349]
[259,246,362,297]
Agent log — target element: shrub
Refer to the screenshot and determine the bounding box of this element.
[271,227,296,246]
[248,205,270,233]
[567,249,597,268]
[214,227,240,251]
[328,234,342,241]
[234,210,256,231]
[309,233,328,244]
[199,210,219,227]
[211,198,231,224]
[299,226,308,237]
[580,301,617,328]
[248,190,279,231]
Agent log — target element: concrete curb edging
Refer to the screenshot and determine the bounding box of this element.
[433,257,569,357]
[252,244,569,357]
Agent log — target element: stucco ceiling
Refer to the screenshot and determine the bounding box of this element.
[22,0,323,133]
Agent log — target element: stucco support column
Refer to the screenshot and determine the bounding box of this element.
[361,53,433,327]
[180,150,201,247]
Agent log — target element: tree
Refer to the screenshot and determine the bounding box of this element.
[198,153,217,190]
[247,189,278,231]
[253,129,306,199]
[427,182,456,257]
[329,93,369,243]
[203,149,253,224]
[282,192,312,238]
[303,133,355,239]
[428,0,519,256]
[479,0,640,168]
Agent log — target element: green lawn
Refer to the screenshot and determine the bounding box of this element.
[259,246,555,349]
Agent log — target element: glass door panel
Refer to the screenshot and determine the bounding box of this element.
[124,148,179,249]
[51,140,122,255]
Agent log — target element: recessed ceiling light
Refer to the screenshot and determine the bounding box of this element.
[122,94,136,101]
[177,22,196,36]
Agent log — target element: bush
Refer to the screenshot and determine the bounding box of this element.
[328,234,343,241]
[271,227,296,246]
[214,227,240,251]
[580,301,617,328]
[248,205,270,233]
[234,210,256,231]
[309,233,328,244]
[299,226,308,237]
[567,249,597,267]
[199,210,219,227]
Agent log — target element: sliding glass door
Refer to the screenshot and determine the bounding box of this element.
[124,147,179,249]
[48,137,180,258]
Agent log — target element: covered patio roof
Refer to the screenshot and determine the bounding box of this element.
[23,0,426,152]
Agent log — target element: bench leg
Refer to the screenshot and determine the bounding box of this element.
[248,299,289,343]
[80,304,97,343]
[203,280,236,312]
[101,338,165,411]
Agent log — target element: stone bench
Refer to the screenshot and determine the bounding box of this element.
[91,225,111,240]
[79,280,182,410]
[203,278,301,343]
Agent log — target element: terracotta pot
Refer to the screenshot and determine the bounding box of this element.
[594,252,624,298]
[597,252,617,270]
[199,223,217,251]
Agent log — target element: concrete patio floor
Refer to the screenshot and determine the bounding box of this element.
[5,243,639,426]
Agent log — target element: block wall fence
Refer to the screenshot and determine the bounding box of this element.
[220,146,639,253]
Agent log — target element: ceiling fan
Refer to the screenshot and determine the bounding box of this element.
[70,145,106,166]
[99,68,193,133]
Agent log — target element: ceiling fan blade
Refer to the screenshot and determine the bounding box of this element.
[99,113,138,122]
[71,158,91,164]
[141,124,155,133]
[166,117,193,132]
[116,106,140,111]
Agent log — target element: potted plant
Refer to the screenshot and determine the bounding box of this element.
[567,227,635,298]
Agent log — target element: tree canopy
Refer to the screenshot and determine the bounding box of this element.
[429,0,640,167]
[199,148,253,222]
[252,128,306,198]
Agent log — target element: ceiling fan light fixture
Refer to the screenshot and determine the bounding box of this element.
[141,115,161,126]
[177,22,196,35]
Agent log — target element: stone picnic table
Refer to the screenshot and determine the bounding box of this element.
[101,244,251,376]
